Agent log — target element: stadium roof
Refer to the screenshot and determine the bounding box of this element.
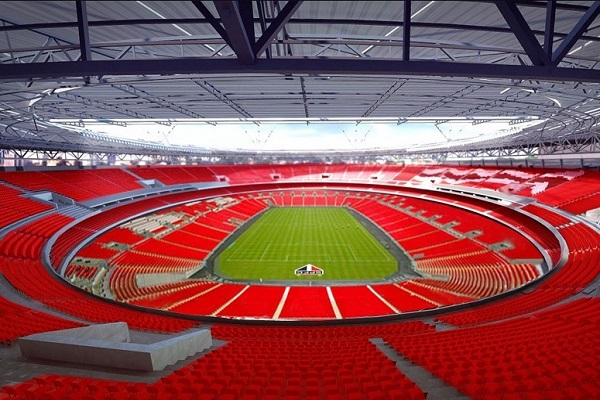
[1,1,600,158]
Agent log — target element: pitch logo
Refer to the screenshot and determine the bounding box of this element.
[295,264,324,276]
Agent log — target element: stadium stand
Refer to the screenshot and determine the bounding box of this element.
[0,184,54,229]
[4,1,600,398]
[0,165,599,400]
[0,297,83,346]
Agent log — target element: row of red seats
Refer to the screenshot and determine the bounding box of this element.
[488,206,561,264]
[436,221,600,326]
[0,297,83,346]
[558,191,600,215]
[386,194,545,260]
[129,165,215,185]
[70,195,271,302]
[225,197,269,218]
[193,214,237,232]
[0,184,53,229]
[110,250,201,270]
[72,241,119,259]
[158,337,425,400]
[416,249,507,269]
[396,230,459,253]
[207,163,272,183]
[0,169,143,201]
[161,229,221,252]
[132,238,209,260]
[129,281,220,309]
[0,212,197,333]
[0,214,74,262]
[370,283,442,310]
[559,222,600,253]
[92,227,145,246]
[1,256,197,333]
[385,298,600,400]
[46,189,218,269]
[533,171,600,205]
[2,165,599,216]
[150,281,479,319]
[211,319,435,340]
[413,263,530,299]
[0,231,46,260]
[401,280,476,306]
[65,264,99,282]
[108,265,207,302]
[0,331,428,400]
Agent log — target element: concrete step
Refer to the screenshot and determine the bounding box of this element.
[371,338,471,400]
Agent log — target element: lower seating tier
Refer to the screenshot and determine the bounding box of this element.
[385,298,600,400]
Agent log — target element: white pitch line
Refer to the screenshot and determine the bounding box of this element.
[258,243,271,261]
[326,286,343,319]
[272,286,291,319]
[346,244,359,261]
[367,285,400,314]
[225,245,243,261]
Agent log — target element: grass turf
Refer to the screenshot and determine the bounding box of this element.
[215,207,397,281]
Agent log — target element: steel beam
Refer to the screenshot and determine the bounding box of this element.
[257,1,271,58]
[194,79,256,123]
[75,1,91,61]
[544,0,556,55]
[403,1,411,61]
[299,76,310,118]
[2,57,600,83]
[254,0,303,58]
[361,80,406,118]
[495,0,550,66]
[54,92,171,125]
[191,1,232,49]
[238,1,255,47]
[551,1,600,66]
[214,1,255,64]
[111,84,212,122]
[2,17,599,43]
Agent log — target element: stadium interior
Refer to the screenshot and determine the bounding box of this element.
[0,1,599,399]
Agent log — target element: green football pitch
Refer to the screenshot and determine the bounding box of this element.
[215,207,397,281]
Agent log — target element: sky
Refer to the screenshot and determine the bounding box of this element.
[75,120,541,151]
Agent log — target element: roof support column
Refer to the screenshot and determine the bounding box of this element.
[192,1,232,49]
[254,0,303,58]
[256,1,271,58]
[75,0,91,61]
[495,0,551,66]
[551,1,600,66]
[403,1,411,61]
[214,1,256,64]
[544,0,556,55]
